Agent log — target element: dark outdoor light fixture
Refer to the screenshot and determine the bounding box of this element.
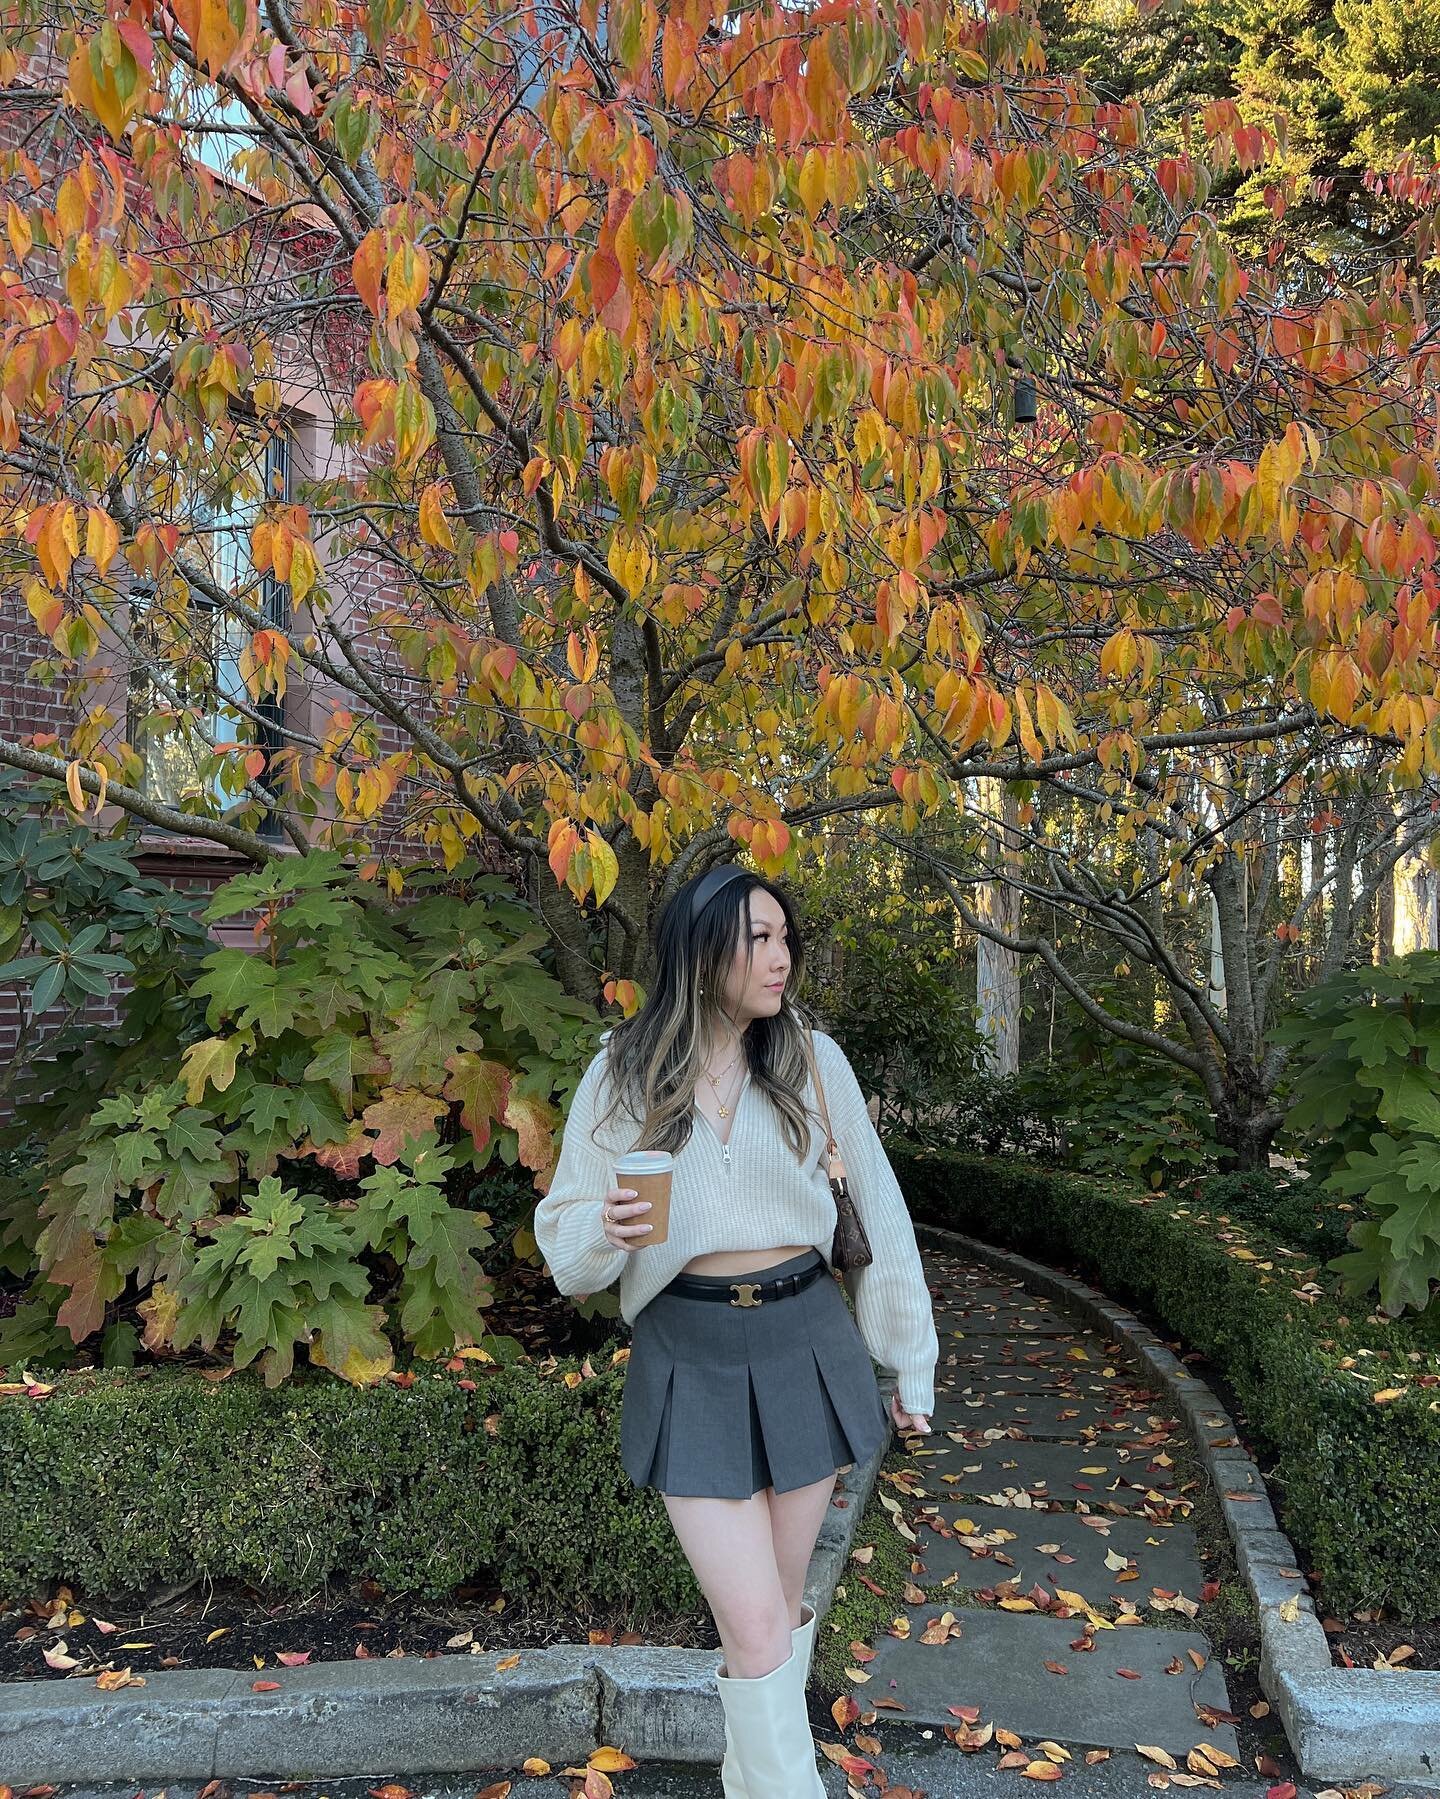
[1013,373,1038,425]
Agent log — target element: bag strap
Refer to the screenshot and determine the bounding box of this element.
[802,1027,841,1164]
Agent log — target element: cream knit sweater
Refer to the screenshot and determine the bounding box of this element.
[533,1027,939,1416]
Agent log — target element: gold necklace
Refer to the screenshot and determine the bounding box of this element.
[702,1049,744,1119]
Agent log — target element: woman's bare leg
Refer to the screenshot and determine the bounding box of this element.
[765,1469,839,1628]
[663,1490,792,1677]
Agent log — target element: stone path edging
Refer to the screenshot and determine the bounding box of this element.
[912,1220,1440,1789]
[0,1386,894,1783]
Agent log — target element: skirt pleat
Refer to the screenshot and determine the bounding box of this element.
[810,1313,891,1466]
[619,1248,891,1499]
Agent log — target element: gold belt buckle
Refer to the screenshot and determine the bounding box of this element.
[729,1282,764,1307]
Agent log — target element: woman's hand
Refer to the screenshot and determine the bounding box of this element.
[600,1187,655,1252]
[890,1390,931,1434]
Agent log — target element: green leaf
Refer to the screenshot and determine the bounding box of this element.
[165,1108,224,1162]
[1374,1064,1440,1137]
[193,950,276,1027]
[302,1030,388,1106]
[1334,1008,1415,1068]
[0,955,50,981]
[31,960,65,1016]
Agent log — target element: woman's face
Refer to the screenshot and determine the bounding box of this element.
[717,887,792,1029]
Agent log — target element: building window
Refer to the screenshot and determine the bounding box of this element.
[129,419,290,837]
[168,65,256,183]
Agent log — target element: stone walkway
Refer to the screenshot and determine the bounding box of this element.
[833,1245,1253,1782]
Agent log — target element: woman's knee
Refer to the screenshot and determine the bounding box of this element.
[663,1491,790,1663]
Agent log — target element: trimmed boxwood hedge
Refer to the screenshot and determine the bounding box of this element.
[0,1347,700,1615]
[887,1143,1440,1621]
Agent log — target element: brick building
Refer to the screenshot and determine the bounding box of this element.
[0,43,520,1075]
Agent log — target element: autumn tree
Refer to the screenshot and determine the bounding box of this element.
[886,748,1440,1167]
[2,0,1440,1014]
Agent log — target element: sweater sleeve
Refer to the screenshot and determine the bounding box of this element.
[814,1032,939,1417]
[532,1048,630,1299]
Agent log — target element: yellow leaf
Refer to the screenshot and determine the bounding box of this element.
[180,1036,244,1103]
[86,506,119,574]
[1015,688,1044,763]
[588,1747,638,1772]
[797,148,828,218]
[1100,627,1137,683]
[288,539,317,608]
[588,829,619,907]
[6,198,31,261]
[309,1336,394,1386]
[419,482,456,551]
[65,759,85,810]
[386,242,430,315]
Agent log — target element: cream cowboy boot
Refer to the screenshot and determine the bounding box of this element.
[716,1604,826,1797]
[718,1603,818,1795]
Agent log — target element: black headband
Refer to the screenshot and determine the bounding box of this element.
[686,862,752,927]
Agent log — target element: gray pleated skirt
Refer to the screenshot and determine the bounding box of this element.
[620,1248,890,1499]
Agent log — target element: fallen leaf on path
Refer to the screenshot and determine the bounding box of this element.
[587,1748,636,1772]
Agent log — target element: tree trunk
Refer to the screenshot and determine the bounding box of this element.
[529,852,602,1001]
[1376,865,1395,962]
[975,777,1023,1074]
[1213,1062,1281,1171]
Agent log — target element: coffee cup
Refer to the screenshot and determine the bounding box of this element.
[613,1149,674,1247]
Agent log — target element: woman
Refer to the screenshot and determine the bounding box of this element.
[533,862,938,1796]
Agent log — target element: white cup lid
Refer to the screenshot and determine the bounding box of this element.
[614,1150,673,1170]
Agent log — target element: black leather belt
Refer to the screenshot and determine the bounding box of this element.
[667,1255,828,1308]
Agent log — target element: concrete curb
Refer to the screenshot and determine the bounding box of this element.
[913,1220,1440,1788]
[0,1386,894,1783]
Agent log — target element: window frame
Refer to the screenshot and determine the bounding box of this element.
[127,416,292,839]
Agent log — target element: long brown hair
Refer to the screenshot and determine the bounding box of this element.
[593,869,819,1159]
